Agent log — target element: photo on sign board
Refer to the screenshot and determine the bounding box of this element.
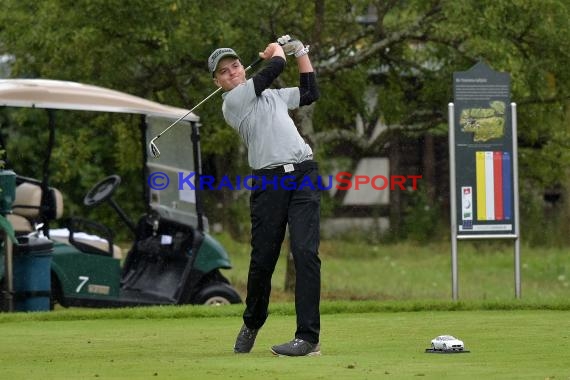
[459,100,506,142]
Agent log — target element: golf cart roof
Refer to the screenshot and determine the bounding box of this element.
[0,78,199,121]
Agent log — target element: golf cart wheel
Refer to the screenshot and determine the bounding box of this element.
[194,282,242,306]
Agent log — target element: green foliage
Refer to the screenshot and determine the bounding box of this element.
[402,187,445,242]
[1,0,569,242]
[518,185,570,247]
[313,69,369,132]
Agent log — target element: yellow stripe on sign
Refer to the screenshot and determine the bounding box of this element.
[476,151,486,221]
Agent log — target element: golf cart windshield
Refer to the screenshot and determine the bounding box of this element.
[145,116,204,229]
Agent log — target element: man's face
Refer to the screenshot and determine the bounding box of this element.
[213,58,246,91]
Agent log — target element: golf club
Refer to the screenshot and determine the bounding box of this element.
[148,56,263,159]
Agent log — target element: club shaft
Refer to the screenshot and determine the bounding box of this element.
[153,56,263,141]
[155,87,222,140]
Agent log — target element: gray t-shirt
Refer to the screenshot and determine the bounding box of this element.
[221,78,313,170]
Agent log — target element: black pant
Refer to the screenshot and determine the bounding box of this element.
[243,161,321,344]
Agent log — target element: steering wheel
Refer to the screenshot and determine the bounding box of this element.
[84,175,121,207]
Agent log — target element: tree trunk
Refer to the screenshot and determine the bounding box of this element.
[284,251,296,293]
[423,133,436,205]
[389,135,402,237]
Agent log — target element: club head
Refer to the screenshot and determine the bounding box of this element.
[149,139,161,159]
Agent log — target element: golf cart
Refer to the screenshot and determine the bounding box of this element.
[0,79,242,309]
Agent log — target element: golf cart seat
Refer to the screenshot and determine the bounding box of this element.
[49,227,123,260]
[6,181,122,259]
[7,181,64,233]
[6,214,33,234]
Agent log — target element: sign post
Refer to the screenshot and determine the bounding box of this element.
[449,61,521,300]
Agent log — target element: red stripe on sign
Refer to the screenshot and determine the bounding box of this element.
[493,151,504,220]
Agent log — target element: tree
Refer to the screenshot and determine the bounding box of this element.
[1,0,569,247]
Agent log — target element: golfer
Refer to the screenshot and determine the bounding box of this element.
[208,35,321,356]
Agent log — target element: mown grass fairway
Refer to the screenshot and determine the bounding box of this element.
[2,240,569,379]
[1,303,569,379]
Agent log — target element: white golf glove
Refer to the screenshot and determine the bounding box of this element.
[277,34,310,58]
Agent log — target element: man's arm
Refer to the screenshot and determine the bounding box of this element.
[252,43,286,96]
[295,48,319,106]
[279,35,319,106]
[252,39,319,105]
[296,53,314,74]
